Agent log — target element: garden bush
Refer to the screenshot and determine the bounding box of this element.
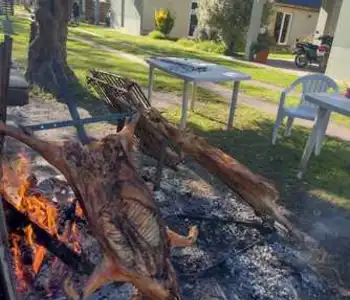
[197,0,272,55]
[148,30,166,40]
[177,39,225,54]
[154,8,175,36]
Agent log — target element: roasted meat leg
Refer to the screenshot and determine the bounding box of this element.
[0,118,198,300]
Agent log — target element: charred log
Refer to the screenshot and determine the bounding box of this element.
[87,70,303,239]
[0,118,186,299]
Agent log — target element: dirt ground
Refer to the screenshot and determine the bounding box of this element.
[3,96,350,299]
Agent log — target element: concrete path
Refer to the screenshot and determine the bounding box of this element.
[70,34,350,142]
[201,82,350,141]
[220,54,318,77]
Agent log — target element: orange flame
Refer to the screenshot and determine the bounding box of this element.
[75,202,84,218]
[2,154,83,294]
[10,233,27,292]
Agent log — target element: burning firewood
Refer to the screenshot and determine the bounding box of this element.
[1,153,98,297]
[0,116,198,300]
[1,187,95,277]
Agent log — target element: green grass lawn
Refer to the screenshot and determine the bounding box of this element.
[3,15,350,211]
[69,24,299,87]
[68,24,350,128]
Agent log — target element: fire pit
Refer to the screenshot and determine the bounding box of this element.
[0,67,341,299]
[1,150,338,300]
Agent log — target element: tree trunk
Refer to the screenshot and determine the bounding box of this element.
[26,0,73,93]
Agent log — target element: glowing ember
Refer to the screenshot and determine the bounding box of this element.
[2,154,83,294]
[10,233,27,292]
[75,202,84,218]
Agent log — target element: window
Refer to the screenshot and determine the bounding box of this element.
[191,2,198,10]
[188,0,198,37]
[274,12,293,45]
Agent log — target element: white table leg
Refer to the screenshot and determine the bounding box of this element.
[297,107,329,179]
[190,82,197,111]
[227,81,240,131]
[315,111,330,156]
[180,81,190,130]
[147,66,154,104]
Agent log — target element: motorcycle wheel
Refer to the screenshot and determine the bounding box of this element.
[295,53,308,68]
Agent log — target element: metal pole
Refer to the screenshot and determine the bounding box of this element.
[0,35,18,300]
[180,81,190,130]
[227,81,240,131]
[147,66,154,104]
[94,0,100,24]
[190,82,197,111]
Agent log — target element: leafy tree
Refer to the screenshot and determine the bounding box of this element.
[198,0,272,55]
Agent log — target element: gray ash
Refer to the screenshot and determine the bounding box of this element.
[12,163,340,300]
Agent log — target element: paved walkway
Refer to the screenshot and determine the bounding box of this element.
[70,34,350,142]
[220,54,318,77]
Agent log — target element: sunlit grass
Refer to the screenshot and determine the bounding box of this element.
[69,23,299,87]
[68,23,350,128]
[3,15,350,209]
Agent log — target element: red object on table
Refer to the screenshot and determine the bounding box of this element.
[345,88,350,99]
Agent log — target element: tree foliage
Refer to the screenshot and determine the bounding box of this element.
[198,0,272,55]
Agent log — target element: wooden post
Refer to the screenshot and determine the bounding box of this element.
[0,35,18,300]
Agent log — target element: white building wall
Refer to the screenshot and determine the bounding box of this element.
[110,0,142,35]
[141,0,192,38]
[269,4,319,46]
[326,0,350,81]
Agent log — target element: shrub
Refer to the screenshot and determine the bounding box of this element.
[177,38,197,48]
[154,8,175,36]
[177,39,226,54]
[148,30,166,40]
[194,27,220,42]
[198,0,273,55]
[195,40,226,54]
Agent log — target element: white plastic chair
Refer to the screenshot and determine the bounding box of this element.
[272,74,339,154]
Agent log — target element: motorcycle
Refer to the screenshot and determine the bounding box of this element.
[293,35,333,71]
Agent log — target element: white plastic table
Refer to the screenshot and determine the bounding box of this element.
[298,92,350,178]
[146,57,251,130]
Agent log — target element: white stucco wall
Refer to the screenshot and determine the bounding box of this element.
[141,0,192,38]
[124,0,142,35]
[326,0,350,81]
[110,0,123,28]
[111,0,142,35]
[324,0,342,36]
[269,5,320,46]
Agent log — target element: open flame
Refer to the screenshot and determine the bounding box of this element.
[2,154,83,294]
